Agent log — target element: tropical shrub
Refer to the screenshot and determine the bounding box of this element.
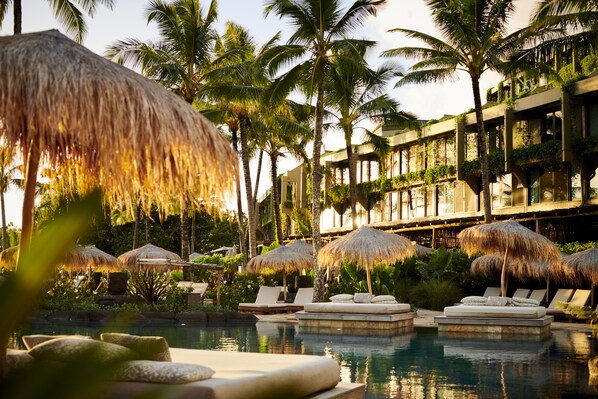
[409,279,462,310]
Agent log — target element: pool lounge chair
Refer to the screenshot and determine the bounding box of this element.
[546,288,576,316]
[268,287,314,313]
[482,287,501,297]
[512,288,531,299]
[238,286,281,313]
[104,348,364,399]
[529,289,547,305]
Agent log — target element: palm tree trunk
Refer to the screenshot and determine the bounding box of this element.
[239,116,257,258]
[1,190,7,250]
[252,149,264,217]
[231,129,247,267]
[345,130,358,230]
[472,76,492,224]
[312,82,325,302]
[133,201,141,249]
[18,140,40,261]
[180,197,190,261]
[14,0,22,34]
[270,151,283,243]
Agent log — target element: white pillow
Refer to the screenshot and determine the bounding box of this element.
[512,297,540,307]
[371,295,397,303]
[461,296,488,305]
[113,361,215,384]
[373,300,399,304]
[353,293,374,303]
[329,294,354,302]
[486,296,512,306]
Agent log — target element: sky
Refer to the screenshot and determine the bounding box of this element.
[0,0,539,227]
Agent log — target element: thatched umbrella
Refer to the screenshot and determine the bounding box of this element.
[0,244,120,273]
[287,239,313,255]
[0,30,237,259]
[458,220,561,297]
[413,243,433,257]
[318,226,416,294]
[561,248,598,303]
[471,254,550,281]
[117,244,182,271]
[247,245,313,300]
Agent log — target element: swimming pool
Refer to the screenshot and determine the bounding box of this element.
[14,322,598,398]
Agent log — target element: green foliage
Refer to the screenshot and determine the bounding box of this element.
[461,150,505,177]
[127,271,170,305]
[581,54,598,76]
[327,184,350,205]
[170,270,184,282]
[158,284,188,313]
[290,207,312,235]
[572,136,598,157]
[214,273,277,311]
[40,269,100,311]
[557,241,598,255]
[261,241,280,253]
[409,280,462,311]
[511,140,561,168]
[558,63,584,83]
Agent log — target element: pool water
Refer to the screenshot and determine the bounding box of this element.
[14,322,598,398]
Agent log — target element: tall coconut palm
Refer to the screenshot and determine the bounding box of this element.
[0,0,115,42]
[383,0,549,224]
[326,43,418,230]
[264,0,386,302]
[106,0,218,261]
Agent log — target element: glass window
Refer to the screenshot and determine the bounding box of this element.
[411,187,425,218]
[390,191,398,221]
[426,186,435,216]
[342,205,351,227]
[542,110,562,142]
[571,172,582,200]
[590,167,598,198]
[465,132,478,161]
[437,182,455,215]
[529,168,540,204]
[400,148,410,174]
[356,161,362,184]
[414,144,425,171]
[370,160,379,181]
[446,137,456,165]
[368,197,379,224]
[491,174,512,209]
[400,191,409,220]
[588,100,598,136]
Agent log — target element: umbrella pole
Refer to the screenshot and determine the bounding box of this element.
[366,268,373,295]
[500,247,509,297]
[283,270,287,301]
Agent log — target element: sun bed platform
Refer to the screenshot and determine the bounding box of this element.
[296,303,415,336]
[435,305,553,339]
[104,348,364,399]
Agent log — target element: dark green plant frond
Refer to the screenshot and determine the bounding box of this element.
[386,27,457,52]
[261,44,307,76]
[52,0,86,43]
[0,0,9,29]
[330,0,386,37]
[263,62,310,106]
[397,68,458,86]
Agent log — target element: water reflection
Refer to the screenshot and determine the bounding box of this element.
[14,323,598,398]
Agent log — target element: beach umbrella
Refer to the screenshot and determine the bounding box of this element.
[471,254,550,281]
[0,30,237,259]
[458,220,561,297]
[413,243,433,257]
[287,240,313,255]
[117,244,181,271]
[318,226,416,294]
[561,248,598,303]
[0,245,120,273]
[247,245,313,300]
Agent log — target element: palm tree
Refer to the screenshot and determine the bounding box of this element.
[326,43,417,230]
[0,0,115,42]
[383,0,548,224]
[106,0,218,261]
[0,145,20,250]
[264,0,386,301]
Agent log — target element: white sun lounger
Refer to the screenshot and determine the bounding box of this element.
[511,288,531,299]
[529,289,547,304]
[482,287,501,297]
[238,286,281,313]
[267,287,314,313]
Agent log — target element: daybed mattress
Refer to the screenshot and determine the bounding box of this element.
[303,302,411,314]
[444,305,547,319]
[104,348,341,399]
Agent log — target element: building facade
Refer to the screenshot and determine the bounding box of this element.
[259,74,598,247]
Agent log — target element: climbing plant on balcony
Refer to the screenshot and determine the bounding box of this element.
[511,140,561,168]
[461,150,505,177]
[327,184,350,205]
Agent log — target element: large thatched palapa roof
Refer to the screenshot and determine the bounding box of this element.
[458,220,562,296]
[561,248,598,285]
[118,244,181,271]
[470,254,549,281]
[0,30,237,252]
[0,245,120,272]
[286,240,313,255]
[248,245,313,273]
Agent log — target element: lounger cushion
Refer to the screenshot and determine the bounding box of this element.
[512,297,540,307]
[486,296,512,306]
[22,334,92,350]
[371,295,397,303]
[353,293,374,303]
[28,337,137,363]
[444,305,546,318]
[101,333,171,362]
[304,302,411,314]
[7,349,34,372]
[461,296,487,305]
[113,360,214,384]
[329,294,354,302]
